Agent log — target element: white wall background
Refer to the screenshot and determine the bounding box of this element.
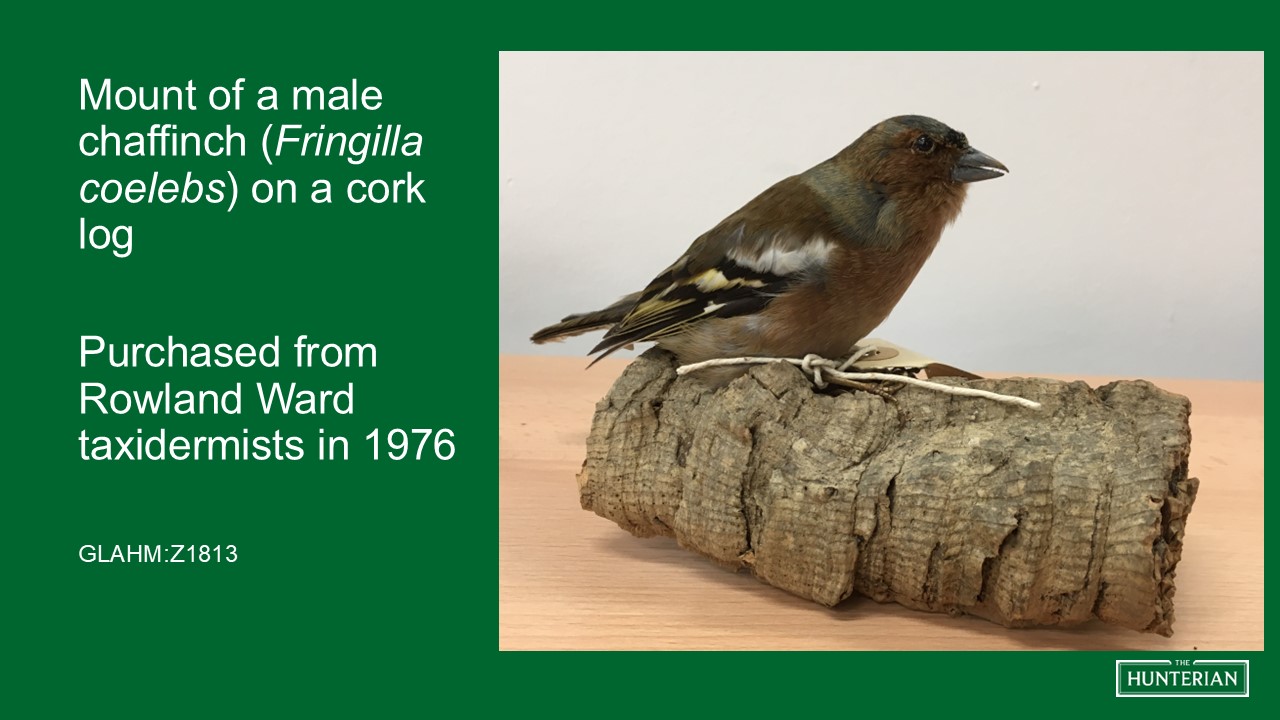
[499,52,1262,380]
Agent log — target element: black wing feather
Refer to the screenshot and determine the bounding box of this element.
[588,259,791,357]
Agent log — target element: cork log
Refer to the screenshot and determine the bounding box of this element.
[578,350,1198,636]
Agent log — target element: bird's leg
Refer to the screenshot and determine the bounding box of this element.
[823,375,900,403]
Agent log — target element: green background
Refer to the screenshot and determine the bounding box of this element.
[9,6,489,715]
[6,3,1270,716]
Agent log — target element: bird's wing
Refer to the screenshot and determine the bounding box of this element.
[588,221,835,359]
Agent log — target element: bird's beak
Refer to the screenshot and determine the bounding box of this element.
[952,147,1009,183]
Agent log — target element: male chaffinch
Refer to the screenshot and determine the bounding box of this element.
[531,115,1007,378]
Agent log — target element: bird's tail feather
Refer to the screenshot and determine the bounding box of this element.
[530,292,642,344]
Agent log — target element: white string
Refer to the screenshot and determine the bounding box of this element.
[675,352,1042,410]
[837,344,880,372]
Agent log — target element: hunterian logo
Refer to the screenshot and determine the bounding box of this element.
[1116,660,1249,697]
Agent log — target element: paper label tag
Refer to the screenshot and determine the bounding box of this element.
[847,338,940,371]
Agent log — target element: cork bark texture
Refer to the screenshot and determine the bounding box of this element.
[578,350,1198,636]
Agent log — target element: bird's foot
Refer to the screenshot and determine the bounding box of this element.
[822,376,901,402]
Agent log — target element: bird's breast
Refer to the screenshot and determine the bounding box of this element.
[756,235,942,358]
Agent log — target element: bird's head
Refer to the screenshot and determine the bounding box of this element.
[843,115,1008,189]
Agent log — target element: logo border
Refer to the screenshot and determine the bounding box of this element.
[1116,659,1250,698]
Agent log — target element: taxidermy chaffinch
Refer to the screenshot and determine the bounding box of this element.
[531,115,1007,376]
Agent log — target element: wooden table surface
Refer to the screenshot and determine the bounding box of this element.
[499,355,1263,650]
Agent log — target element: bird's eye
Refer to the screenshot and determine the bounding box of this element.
[913,135,936,154]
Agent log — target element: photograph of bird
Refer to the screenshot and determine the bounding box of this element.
[531,115,1007,380]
